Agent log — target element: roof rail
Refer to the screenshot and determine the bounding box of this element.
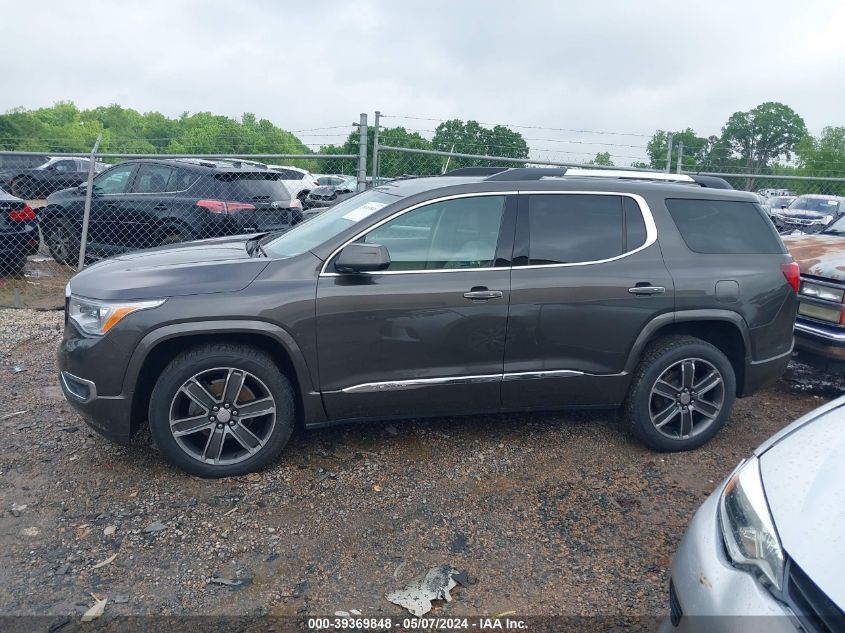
[564,168,695,182]
[481,167,734,189]
[485,167,568,181]
[443,167,510,176]
[685,174,733,189]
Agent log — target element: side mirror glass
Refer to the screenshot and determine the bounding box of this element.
[335,242,390,273]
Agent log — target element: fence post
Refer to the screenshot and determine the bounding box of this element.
[77,134,102,271]
[665,132,673,172]
[357,113,368,192]
[676,141,684,174]
[371,110,381,186]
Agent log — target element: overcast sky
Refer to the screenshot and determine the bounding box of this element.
[4,0,844,164]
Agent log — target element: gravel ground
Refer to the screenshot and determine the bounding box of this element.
[1,308,843,627]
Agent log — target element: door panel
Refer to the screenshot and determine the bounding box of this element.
[316,193,515,420]
[317,270,511,419]
[502,193,674,408]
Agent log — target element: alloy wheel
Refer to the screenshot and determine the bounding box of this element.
[648,358,724,439]
[168,367,277,465]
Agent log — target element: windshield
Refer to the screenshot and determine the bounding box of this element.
[788,197,840,213]
[823,214,845,235]
[262,189,400,258]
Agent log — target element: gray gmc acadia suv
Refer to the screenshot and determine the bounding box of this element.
[58,167,799,477]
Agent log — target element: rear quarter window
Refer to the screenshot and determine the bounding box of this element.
[665,198,785,255]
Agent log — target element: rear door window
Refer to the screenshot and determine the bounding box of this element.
[526,194,626,265]
[665,198,786,254]
[52,160,76,173]
[132,164,176,193]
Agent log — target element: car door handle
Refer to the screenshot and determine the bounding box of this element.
[105,200,120,207]
[153,204,168,211]
[463,289,503,301]
[628,285,666,295]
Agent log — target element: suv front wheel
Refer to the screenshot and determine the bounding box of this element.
[148,344,295,477]
[624,335,736,451]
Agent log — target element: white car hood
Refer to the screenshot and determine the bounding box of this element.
[759,402,845,608]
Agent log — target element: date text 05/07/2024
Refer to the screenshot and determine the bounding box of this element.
[306,617,529,630]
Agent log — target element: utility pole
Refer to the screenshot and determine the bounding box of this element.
[356,113,368,192]
[371,111,380,186]
[665,132,673,173]
[78,134,102,271]
[676,141,684,174]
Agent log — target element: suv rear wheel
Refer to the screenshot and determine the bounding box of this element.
[148,344,295,477]
[623,335,736,451]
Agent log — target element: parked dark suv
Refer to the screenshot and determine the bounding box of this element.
[58,167,798,477]
[40,158,303,263]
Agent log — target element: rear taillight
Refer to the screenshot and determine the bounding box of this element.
[196,200,256,214]
[8,204,36,222]
[290,199,302,210]
[781,261,800,293]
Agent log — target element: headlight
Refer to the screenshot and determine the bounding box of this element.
[821,215,833,224]
[800,282,845,303]
[68,296,165,336]
[718,457,785,591]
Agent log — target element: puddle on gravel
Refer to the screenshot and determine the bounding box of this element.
[782,361,845,399]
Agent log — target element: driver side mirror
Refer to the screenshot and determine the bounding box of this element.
[335,242,390,273]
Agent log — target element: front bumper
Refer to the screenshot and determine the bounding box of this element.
[793,317,845,363]
[660,488,799,633]
[771,215,828,234]
[58,325,135,445]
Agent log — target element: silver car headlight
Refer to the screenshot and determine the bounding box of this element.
[718,457,785,591]
[68,296,165,336]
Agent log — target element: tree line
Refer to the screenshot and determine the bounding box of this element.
[1,101,842,192]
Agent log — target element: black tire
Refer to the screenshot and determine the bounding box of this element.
[0,256,26,276]
[160,232,186,246]
[43,217,80,265]
[148,343,295,478]
[623,335,736,452]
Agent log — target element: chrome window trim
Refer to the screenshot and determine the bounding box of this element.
[320,190,656,277]
[336,368,626,393]
[320,191,515,277]
[514,191,657,270]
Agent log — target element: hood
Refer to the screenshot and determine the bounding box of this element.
[310,185,337,196]
[759,399,845,609]
[783,234,845,282]
[69,234,269,301]
[774,208,830,220]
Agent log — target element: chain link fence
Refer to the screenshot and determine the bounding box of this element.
[3,112,845,309]
[373,143,845,234]
[0,144,360,308]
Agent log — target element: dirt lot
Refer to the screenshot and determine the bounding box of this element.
[1,308,843,629]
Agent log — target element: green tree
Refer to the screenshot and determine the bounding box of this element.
[645,128,709,171]
[719,102,807,173]
[431,119,529,170]
[794,126,845,195]
[588,151,614,166]
[319,125,442,177]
